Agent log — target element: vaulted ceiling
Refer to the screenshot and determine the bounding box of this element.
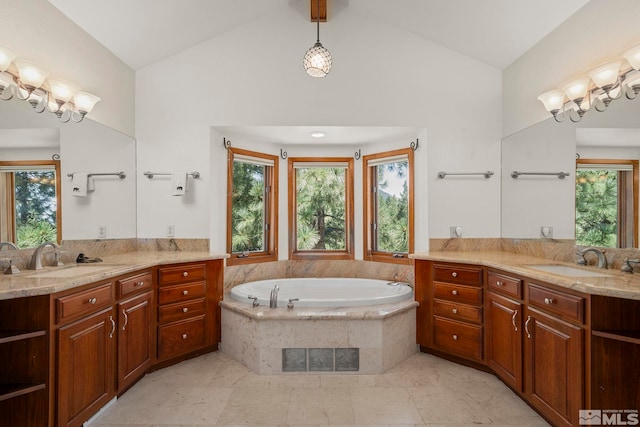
[48,0,589,70]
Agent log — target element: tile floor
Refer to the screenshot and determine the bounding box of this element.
[91,351,549,426]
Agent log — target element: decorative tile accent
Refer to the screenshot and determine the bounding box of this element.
[308,348,334,371]
[335,348,359,371]
[282,348,307,372]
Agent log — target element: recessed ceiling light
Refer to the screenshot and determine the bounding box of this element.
[311,131,326,138]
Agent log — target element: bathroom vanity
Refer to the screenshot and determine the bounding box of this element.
[414,252,640,427]
[0,252,225,427]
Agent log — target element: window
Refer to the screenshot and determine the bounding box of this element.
[363,148,414,263]
[226,148,278,265]
[288,157,354,260]
[0,160,61,248]
[576,159,638,248]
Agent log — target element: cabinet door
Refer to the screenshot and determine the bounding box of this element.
[57,308,115,427]
[524,308,583,427]
[118,291,152,392]
[486,292,522,391]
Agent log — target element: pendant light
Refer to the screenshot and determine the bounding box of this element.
[303,0,332,77]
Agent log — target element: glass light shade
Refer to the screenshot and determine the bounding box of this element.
[14,59,49,89]
[560,76,592,101]
[623,44,640,70]
[0,45,17,72]
[0,71,15,90]
[537,89,565,112]
[625,70,640,89]
[303,42,332,77]
[588,61,622,89]
[47,78,79,104]
[73,91,100,113]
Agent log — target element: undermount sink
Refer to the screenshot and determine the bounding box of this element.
[525,264,611,278]
[28,264,121,278]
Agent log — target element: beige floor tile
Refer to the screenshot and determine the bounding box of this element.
[319,373,376,387]
[350,387,423,424]
[286,387,354,424]
[216,386,292,424]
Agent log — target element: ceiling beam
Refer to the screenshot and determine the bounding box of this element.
[310,0,327,22]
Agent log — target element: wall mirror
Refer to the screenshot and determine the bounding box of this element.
[0,98,137,250]
[502,94,640,248]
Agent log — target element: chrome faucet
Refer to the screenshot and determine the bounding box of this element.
[0,242,18,250]
[28,242,61,270]
[269,285,280,308]
[576,248,608,269]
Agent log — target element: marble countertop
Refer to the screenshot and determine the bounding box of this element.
[411,251,640,300]
[0,251,228,300]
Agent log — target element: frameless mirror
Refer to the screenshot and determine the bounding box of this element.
[0,96,136,250]
[502,93,640,248]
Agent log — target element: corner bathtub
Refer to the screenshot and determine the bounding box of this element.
[229,277,413,307]
[221,277,418,374]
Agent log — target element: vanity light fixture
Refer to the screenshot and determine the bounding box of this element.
[538,42,640,123]
[0,44,100,123]
[303,0,332,78]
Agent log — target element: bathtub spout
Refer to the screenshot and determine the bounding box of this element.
[270,285,280,308]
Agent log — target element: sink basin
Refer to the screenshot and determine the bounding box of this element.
[526,264,611,278]
[29,264,120,278]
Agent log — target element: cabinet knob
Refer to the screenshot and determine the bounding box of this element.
[452,334,458,341]
[496,281,503,287]
[182,333,188,339]
[451,290,458,296]
[182,307,188,313]
[136,281,144,287]
[544,297,555,305]
[451,272,458,278]
[182,290,189,296]
[88,297,97,304]
[452,308,458,314]
[183,272,188,277]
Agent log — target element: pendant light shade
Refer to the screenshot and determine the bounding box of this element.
[304,0,331,77]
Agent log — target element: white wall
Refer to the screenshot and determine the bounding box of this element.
[0,0,135,136]
[503,0,640,137]
[136,4,502,252]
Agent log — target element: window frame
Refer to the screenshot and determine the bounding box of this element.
[363,148,414,264]
[576,158,639,248]
[0,160,62,245]
[226,147,278,265]
[288,157,354,260]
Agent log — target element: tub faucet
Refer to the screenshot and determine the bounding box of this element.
[0,242,18,250]
[576,248,607,269]
[28,242,61,270]
[269,285,279,308]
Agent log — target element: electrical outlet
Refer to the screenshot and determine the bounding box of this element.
[541,226,553,238]
[98,225,106,238]
[167,225,175,237]
[450,226,463,238]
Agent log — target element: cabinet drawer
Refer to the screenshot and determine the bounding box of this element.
[56,283,113,324]
[433,299,482,324]
[158,282,206,305]
[434,264,482,286]
[487,271,522,298]
[118,271,153,298]
[159,263,206,286]
[433,282,482,305]
[157,315,206,359]
[434,316,483,361]
[528,283,585,324]
[158,298,206,323]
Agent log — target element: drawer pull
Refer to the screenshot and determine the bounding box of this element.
[496,281,503,287]
[136,281,145,287]
[452,308,458,314]
[182,290,189,296]
[182,333,188,339]
[122,309,128,331]
[511,310,518,332]
[544,297,555,305]
[88,297,97,305]
[452,334,458,341]
[109,315,116,339]
[451,290,458,296]
[183,272,188,277]
[182,307,188,313]
[525,315,532,339]
[451,272,458,278]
